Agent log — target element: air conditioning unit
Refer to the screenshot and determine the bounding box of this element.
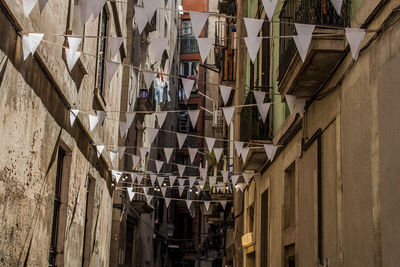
[241,232,254,247]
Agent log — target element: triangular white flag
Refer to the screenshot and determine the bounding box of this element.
[119,121,129,138]
[262,0,278,21]
[189,11,209,37]
[241,147,250,162]
[244,37,263,63]
[140,147,148,159]
[196,38,214,62]
[126,112,136,126]
[161,187,167,197]
[69,109,79,126]
[150,174,157,186]
[118,147,126,160]
[109,150,117,162]
[253,91,266,107]
[234,141,244,157]
[199,167,207,180]
[293,35,309,62]
[186,200,192,210]
[22,33,44,60]
[43,0,59,15]
[143,71,155,88]
[134,5,148,34]
[79,0,92,25]
[164,148,174,163]
[188,110,200,128]
[146,195,153,206]
[330,0,343,15]
[165,198,171,207]
[182,78,195,100]
[132,155,140,168]
[220,201,227,210]
[147,128,159,144]
[222,107,235,126]
[176,133,187,149]
[209,176,216,187]
[264,144,278,161]
[242,173,252,184]
[131,173,137,183]
[169,176,177,186]
[238,183,245,192]
[345,28,365,60]
[221,171,229,183]
[214,148,223,162]
[96,145,105,158]
[23,0,37,17]
[112,170,122,183]
[189,177,196,188]
[258,103,271,123]
[219,85,232,106]
[155,160,163,173]
[295,24,315,53]
[109,37,124,58]
[295,98,306,116]
[67,37,82,53]
[205,137,216,152]
[243,18,264,37]
[285,95,297,114]
[127,187,135,201]
[65,48,81,71]
[156,111,168,128]
[143,0,158,21]
[178,178,186,187]
[137,175,143,184]
[143,187,149,195]
[106,60,120,82]
[231,175,239,185]
[157,177,164,187]
[177,164,186,177]
[151,38,169,62]
[204,201,211,211]
[188,148,198,163]
[91,0,106,19]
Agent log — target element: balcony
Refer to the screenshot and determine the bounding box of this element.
[130,189,154,214]
[136,88,156,111]
[215,21,236,82]
[278,0,350,98]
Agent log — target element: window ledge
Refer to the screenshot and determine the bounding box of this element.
[94,88,107,111]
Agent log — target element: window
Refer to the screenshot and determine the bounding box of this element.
[49,147,70,266]
[179,61,198,99]
[284,163,296,229]
[261,190,269,267]
[181,20,199,54]
[82,177,96,267]
[284,244,296,267]
[96,7,108,94]
[125,217,135,265]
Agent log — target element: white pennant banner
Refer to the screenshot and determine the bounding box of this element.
[222,107,235,126]
[140,147,148,159]
[188,148,198,163]
[177,164,186,177]
[176,133,187,149]
[146,195,153,206]
[244,37,263,63]
[23,0,37,17]
[182,78,195,100]
[155,160,163,173]
[234,141,244,157]
[178,178,186,187]
[65,48,81,71]
[147,128,159,144]
[199,167,207,179]
[132,155,140,168]
[196,38,214,62]
[188,110,200,128]
[285,95,297,115]
[68,37,82,53]
[258,103,271,123]
[143,71,155,89]
[150,174,157,186]
[89,111,104,131]
[220,201,227,210]
[189,11,209,37]
[137,175,143,184]
[253,91,266,107]
[134,5,148,34]
[112,170,122,183]
[262,0,278,22]
[204,201,211,211]
[243,18,264,37]
[205,137,216,152]
[119,121,129,138]
[164,148,174,163]
[241,147,250,162]
[157,176,164,186]
[214,148,223,162]
[345,28,365,60]
[264,144,278,161]
[143,0,158,21]
[79,0,92,25]
[109,150,117,163]
[161,187,167,197]
[169,176,177,186]
[91,0,106,19]
[295,24,315,53]
[96,145,104,158]
[242,173,252,184]
[106,60,120,82]
[109,37,124,58]
[330,0,343,15]
[189,177,196,188]
[219,85,232,106]
[231,175,239,185]
[165,198,171,207]
[156,111,168,128]
[209,176,216,187]
[221,171,229,183]
[69,109,79,127]
[118,147,126,160]
[22,33,44,60]
[127,187,135,201]
[186,200,192,211]
[151,38,169,63]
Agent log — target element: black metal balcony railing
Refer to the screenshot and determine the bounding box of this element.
[278,0,350,81]
[181,37,199,54]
